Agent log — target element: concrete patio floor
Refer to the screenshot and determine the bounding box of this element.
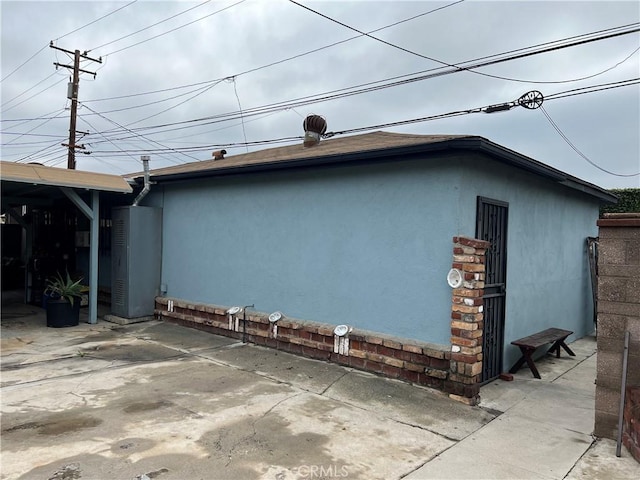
[1,297,637,480]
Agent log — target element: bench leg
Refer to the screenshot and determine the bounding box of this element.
[548,342,561,358]
[509,347,541,379]
[548,336,576,358]
[559,340,575,357]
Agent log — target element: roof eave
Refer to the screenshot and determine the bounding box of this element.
[458,137,618,204]
[148,136,617,204]
[147,138,466,184]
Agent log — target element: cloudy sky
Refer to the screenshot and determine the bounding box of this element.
[1,0,639,188]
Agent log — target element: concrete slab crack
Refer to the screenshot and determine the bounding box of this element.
[319,370,349,396]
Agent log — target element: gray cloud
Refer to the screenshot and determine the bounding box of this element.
[1,0,638,187]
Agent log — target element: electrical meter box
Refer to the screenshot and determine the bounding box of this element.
[111,206,162,318]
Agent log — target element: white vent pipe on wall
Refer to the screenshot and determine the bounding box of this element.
[132,155,151,206]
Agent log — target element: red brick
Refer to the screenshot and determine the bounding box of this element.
[402,344,423,354]
[452,305,481,314]
[349,339,362,351]
[460,345,482,355]
[451,320,478,331]
[410,353,431,365]
[382,338,403,350]
[393,349,412,362]
[404,361,425,373]
[348,356,367,370]
[365,352,385,363]
[367,361,384,373]
[453,288,483,297]
[423,347,447,359]
[364,335,384,345]
[451,353,478,364]
[451,311,462,320]
[460,329,483,339]
[430,358,450,370]
[382,364,403,378]
[453,236,490,249]
[361,342,378,353]
[451,336,479,348]
[382,356,404,368]
[461,263,485,273]
[425,368,448,379]
[288,343,303,355]
[263,337,278,348]
[399,369,422,383]
[377,346,396,357]
[302,346,329,360]
[461,313,483,322]
[348,349,367,359]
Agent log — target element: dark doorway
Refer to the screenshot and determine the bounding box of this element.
[476,196,509,382]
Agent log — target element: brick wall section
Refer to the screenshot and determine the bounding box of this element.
[594,213,640,450]
[445,236,490,406]
[154,298,451,390]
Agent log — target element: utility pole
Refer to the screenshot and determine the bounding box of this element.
[50,42,101,169]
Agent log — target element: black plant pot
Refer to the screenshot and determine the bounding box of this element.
[46,299,80,328]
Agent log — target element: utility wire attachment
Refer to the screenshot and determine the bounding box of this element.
[518,90,544,109]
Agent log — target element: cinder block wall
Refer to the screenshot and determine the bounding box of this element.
[594,213,640,440]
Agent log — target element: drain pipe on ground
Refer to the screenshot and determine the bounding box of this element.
[616,330,630,457]
[132,155,152,206]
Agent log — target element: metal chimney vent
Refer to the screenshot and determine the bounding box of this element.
[303,115,327,147]
[212,149,227,160]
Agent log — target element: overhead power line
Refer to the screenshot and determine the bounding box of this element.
[289,0,639,85]
[84,26,640,144]
[539,105,639,177]
[81,0,466,103]
[2,71,59,108]
[1,1,138,83]
[0,44,50,84]
[85,81,638,160]
[100,0,247,57]
[88,0,212,52]
[81,104,199,164]
[54,0,139,42]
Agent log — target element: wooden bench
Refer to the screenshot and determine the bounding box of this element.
[509,328,576,379]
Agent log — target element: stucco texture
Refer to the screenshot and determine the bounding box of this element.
[151,152,601,370]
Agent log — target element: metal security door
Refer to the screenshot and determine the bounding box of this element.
[476,197,509,382]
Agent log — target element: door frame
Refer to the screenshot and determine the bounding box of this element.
[475,196,509,383]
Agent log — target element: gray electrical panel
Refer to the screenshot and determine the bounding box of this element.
[111,206,162,318]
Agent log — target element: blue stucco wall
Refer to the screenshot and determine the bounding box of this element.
[150,152,601,370]
[455,154,600,369]
[151,157,465,344]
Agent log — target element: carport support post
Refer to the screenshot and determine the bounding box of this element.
[88,190,99,324]
[61,188,99,324]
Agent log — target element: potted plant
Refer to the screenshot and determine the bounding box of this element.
[44,271,83,328]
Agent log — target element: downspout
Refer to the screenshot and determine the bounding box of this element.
[132,155,151,206]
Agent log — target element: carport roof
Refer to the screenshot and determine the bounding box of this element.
[1,161,132,193]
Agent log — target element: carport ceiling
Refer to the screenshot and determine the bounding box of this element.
[1,161,132,210]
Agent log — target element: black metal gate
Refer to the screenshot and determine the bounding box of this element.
[476,197,509,382]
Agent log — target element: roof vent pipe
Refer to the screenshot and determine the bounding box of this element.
[212,149,227,160]
[303,115,327,147]
[132,155,151,206]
